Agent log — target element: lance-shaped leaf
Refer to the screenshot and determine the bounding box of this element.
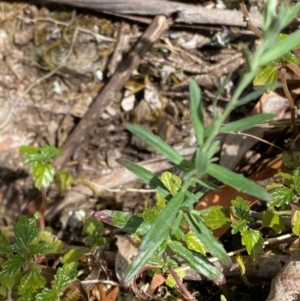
[93,210,151,236]
[117,159,171,199]
[126,124,189,170]
[207,163,271,201]
[220,113,275,133]
[168,241,225,284]
[184,212,231,266]
[123,190,186,283]
[189,79,204,146]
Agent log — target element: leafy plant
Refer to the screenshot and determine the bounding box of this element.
[19,145,73,229]
[91,1,300,297]
[0,215,78,301]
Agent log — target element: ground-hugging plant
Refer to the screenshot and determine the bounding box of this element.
[19,145,73,229]
[91,0,300,297]
[0,215,106,300]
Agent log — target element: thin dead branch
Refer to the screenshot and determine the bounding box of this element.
[53,15,172,170]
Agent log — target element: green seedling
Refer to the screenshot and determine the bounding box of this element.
[0,215,78,301]
[19,145,73,229]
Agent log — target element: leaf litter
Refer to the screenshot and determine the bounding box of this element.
[0,1,299,301]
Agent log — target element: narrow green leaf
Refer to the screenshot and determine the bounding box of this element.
[262,211,285,234]
[184,212,231,265]
[195,148,209,177]
[260,29,300,67]
[202,206,231,230]
[126,124,189,170]
[124,191,186,283]
[93,210,151,236]
[269,187,293,209]
[189,79,204,145]
[292,210,300,235]
[293,167,300,195]
[55,262,78,288]
[32,163,55,189]
[18,269,46,295]
[207,163,271,201]
[220,113,275,133]
[117,159,171,199]
[231,196,251,221]
[241,229,264,261]
[168,241,225,284]
[14,215,39,250]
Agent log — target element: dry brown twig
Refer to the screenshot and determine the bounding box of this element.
[53,15,173,170]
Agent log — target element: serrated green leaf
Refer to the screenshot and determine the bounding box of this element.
[39,145,61,159]
[93,210,151,236]
[160,171,181,196]
[220,113,275,134]
[0,232,9,254]
[55,170,74,195]
[269,187,293,209]
[184,212,231,266]
[35,288,60,301]
[124,191,186,283]
[62,248,84,265]
[275,172,293,186]
[241,229,264,261]
[1,256,25,275]
[32,164,55,189]
[292,210,300,235]
[231,220,247,235]
[19,145,39,156]
[262,211,285,234]
[0,272,17,289]
[38,231,64,254]
[283,151,300,168]
[55,262,78,288]
[282,52,298,65]
[167,241,225,284]
[83,217,104,237]
[184,231,208,255]
[293,167,300,195]
[14,215,39,250]
[231,196,251,221]
[29,242,52,256]
[189,79,204,146]
[253,65,278,89]
[18,269,46,295]
[207,163,271,201]
[117,159,171,199]
[202,206,231,230]
[125,124,189,170]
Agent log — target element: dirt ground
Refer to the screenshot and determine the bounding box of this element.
[0,1,298,301]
